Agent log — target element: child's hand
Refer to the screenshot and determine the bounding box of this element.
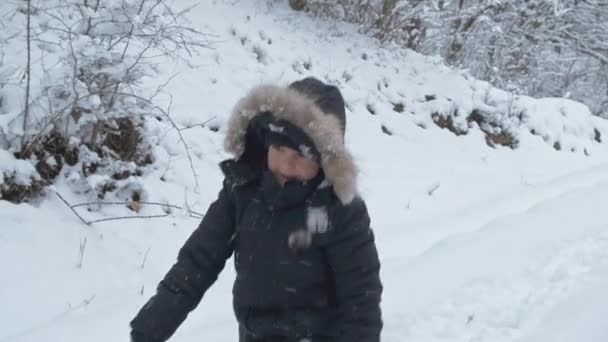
[288,229,312,254]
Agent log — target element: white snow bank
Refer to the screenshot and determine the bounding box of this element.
[0,149,40,186]
[381,170,608,342]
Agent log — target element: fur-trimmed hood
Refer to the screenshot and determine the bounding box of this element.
[224,84,357,204]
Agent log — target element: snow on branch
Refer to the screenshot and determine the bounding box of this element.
[1,0,212,203]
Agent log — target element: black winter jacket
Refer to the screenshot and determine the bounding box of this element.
[131,82,383,342]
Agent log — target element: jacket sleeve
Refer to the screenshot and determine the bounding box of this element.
[325,197,383,342]
[130,180,236,342]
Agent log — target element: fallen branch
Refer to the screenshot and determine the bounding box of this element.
[184,188,200,218]
[82,295,96,306]
[55,191,91,226]
[76,237,87,269]
[427,182,441,196]
[89,214,170,224]
[140,247,151,270]
[71,200,203,217]
[56,191,202,226]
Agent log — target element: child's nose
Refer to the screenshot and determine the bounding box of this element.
[278,158,298,176]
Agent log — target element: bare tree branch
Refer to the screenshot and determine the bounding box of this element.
[148,72,180,102]
[178,116,217,131]
[116,92,200,192]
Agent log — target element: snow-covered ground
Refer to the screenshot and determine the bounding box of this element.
[2,1,608,341]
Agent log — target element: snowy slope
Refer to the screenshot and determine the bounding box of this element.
[2,1,608,342]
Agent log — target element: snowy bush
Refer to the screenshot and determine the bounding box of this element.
[0,0,208,203]
[299,0,608,118]
[0,149,44,203]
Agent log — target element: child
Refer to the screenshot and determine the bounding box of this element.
[131,77,383,342]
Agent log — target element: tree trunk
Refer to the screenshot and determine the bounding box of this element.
[375,0,397,41]
[22,0,32,152]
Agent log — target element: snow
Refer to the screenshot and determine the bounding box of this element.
[0,149,40,186]
[298,144,315,160]
[2,0,608,342]
[268,123,285,133]
[381,173,608,342]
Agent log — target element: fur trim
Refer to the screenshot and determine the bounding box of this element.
[224,84,357,204]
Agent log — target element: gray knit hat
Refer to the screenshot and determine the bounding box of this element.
[288,77,347,137]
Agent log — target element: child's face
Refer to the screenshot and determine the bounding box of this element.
[267,145,320,187]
